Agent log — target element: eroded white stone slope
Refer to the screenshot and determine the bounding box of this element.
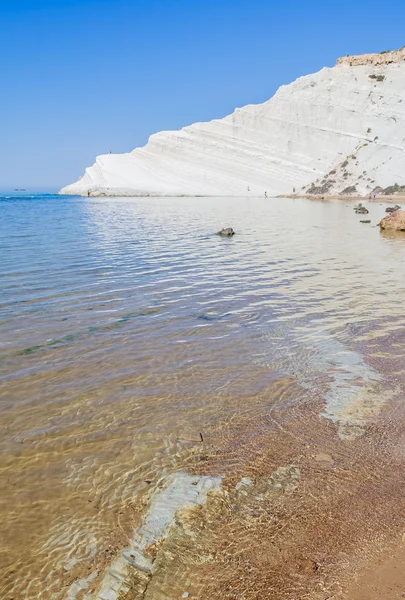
[60,51,405,197]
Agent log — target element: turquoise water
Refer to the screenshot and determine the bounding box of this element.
[1,194,405,599]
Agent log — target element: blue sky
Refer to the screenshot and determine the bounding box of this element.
[1,0,405,191]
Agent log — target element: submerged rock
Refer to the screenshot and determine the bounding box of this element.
[380,209,405,231]
[217,227,235,237]
[267,465,301,495]
[353,203,369,214]
[235,477,254,491]
[93,472,222,600]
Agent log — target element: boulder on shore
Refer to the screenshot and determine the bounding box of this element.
[217,228,235,237]
[379,210,405,231]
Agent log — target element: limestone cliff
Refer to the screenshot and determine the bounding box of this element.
[60,49,405,197]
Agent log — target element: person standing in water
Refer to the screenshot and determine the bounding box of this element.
[264,191,267,198]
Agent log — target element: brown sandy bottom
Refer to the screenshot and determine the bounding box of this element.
[122,314,405,599]
[13,322,403,600]
[68,320,405,600]
[345,540,405,600]
[103,372,405,600]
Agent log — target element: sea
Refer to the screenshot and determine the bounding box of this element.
[1,193,405,599]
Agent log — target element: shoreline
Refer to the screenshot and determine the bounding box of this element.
[277,193,405,203]
[276,194,405,204]
[57,190,405,203]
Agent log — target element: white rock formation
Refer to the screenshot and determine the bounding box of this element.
[93,472,222,600]
[60,50,405,197]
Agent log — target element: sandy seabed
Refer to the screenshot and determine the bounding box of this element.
[90,344,405,600]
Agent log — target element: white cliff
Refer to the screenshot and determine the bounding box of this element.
[60,49,405,197]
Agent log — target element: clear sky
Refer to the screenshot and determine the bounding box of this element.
[1,0,405,191]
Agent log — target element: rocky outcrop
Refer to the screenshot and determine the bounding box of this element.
[60,49,405,198]
[217,227,235,237]
[337,46,405,66]
[379,209,405,231]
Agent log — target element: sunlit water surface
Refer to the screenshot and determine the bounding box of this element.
[1,195,405,599]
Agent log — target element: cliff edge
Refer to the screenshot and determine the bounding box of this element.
[337,46,405,66]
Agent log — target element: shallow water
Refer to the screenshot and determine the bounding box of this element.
[1,194,405,599]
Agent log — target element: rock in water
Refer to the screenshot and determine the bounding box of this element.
[379,210,405,231]
[217,227,235,237]
[385,204,401,213]
[360,220,371,223]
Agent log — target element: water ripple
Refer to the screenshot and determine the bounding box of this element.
[1,194,405,598]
